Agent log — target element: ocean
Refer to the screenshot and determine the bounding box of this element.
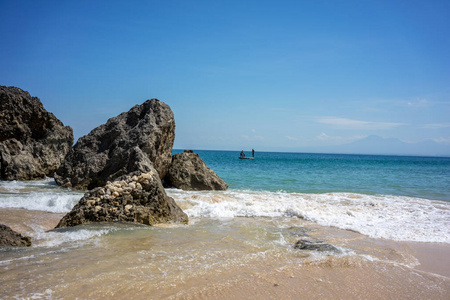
[1,150,449,299]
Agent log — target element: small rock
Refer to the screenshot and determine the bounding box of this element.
[0,224,32,247]
[122,187,132,193]
[294,239,340,253]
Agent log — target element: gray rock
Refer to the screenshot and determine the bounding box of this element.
[0,86,73,180]
[54,99,175,190]
[164,150,228,191]
[55,169,188,228]
[294,239,340,253]
[0,224,32,247]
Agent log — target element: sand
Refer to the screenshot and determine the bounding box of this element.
[1,208,449,299]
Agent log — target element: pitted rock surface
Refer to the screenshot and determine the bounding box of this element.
[55,99,175,190]
[164,150,228,191]
[55,169,188,228]
[0,224,32,247]
[0,86,73,180]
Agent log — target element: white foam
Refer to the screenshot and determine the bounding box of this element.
[0,177,55,192]
[167,189,450,243]
[0,179,82,213]
[35,227,112,248]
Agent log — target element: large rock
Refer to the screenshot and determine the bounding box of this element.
[55,169,188,228]
[0,86,73,180]
[164,150,228,191]
[0,224,32,247]
[55,99,175,190]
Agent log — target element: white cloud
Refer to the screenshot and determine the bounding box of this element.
[432,137,450,144]
[285,135,299,141]
[317,132,331,140]
[241,134,264,141]
[422,123,450,129]
[317,117,405,130]
[316,132,366,143]
[407,98,431,108]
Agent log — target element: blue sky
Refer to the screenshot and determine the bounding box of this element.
[1,0,449,155]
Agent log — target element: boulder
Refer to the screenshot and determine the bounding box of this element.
[0,86,73,180]
[164,150,228,191]
[0,224,32,247]
[55,99,175,190]
[294,239,340,253]
[55,169,188,228]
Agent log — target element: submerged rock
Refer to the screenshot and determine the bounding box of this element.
[0,86,73,180]
[294,239,340,253]
[55,99,175,190]
[0,224,32,247]
[55,168,188,228]
[164,150,228,191]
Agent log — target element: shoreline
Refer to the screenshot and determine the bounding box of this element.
[404,241,450,278]
[1,207,449,299]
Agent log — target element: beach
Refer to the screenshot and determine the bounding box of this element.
[1,151,449,299]
[1,207,449,299]
[2,1,449,298]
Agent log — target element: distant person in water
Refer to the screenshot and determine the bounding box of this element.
[252,149,255,158]
[240,150,245,158]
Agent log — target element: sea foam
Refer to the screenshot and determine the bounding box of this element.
[1,179,449,243]
[168,189,450,243]
[0,179,82,213]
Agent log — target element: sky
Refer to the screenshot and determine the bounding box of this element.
[1,0,449,155]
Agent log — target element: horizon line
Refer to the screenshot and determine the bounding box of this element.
[172,148,450,159]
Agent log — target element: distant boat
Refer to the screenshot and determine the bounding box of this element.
[239,149,255,159]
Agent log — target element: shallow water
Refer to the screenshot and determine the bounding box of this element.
[1,151,450,298]
[1,208,448,299]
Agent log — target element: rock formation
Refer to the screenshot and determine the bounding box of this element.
[294,239,340,253]
[0,86,73,180]
[55,99,175,190]
[164,150,228,191]
[55,169,188,228]
[0,224,32,247]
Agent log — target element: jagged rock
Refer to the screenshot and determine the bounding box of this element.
[55,169,188,228]
[55,99,175,190]
[164,150,228,191]
[0,86,73,180]
[294,239,340,253]
[0,224,32,247]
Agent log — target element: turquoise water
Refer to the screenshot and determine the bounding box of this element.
[0,150,448,246]
[174,150,450,201]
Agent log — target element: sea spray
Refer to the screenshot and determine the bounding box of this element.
[0,179,82,213]
[168,188,450,243]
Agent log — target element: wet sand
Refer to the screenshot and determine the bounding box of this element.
[1,208,449,299]
[405,241,450,278]
[167,260,449,300]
